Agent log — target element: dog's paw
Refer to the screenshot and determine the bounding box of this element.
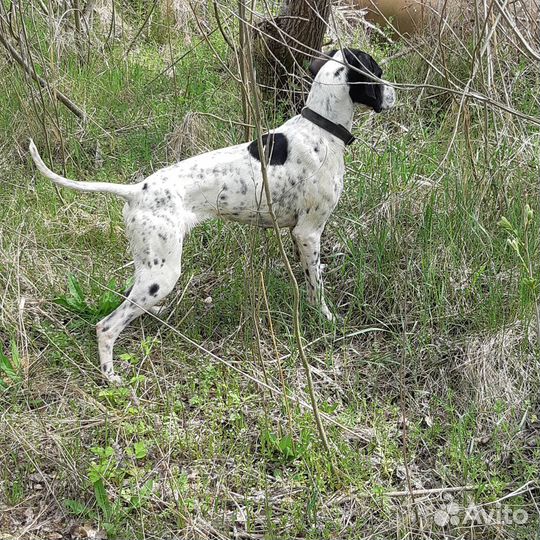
[322,307,346,325]
[321,304,342,324]
[105,372,123,385]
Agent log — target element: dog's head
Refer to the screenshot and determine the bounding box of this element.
[309,48,395,113]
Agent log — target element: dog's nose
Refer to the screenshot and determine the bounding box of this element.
[381,85,396,110]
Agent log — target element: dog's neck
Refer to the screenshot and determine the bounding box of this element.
[305,71,354,132]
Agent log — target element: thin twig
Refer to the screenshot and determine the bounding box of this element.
[241,6,335,465]
[124,0,159,57]
[0,29,85,119]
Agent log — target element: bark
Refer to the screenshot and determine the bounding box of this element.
[254,0,331,98]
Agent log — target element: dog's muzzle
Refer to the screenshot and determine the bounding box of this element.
[380,85,396,111]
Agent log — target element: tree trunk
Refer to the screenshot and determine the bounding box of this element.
[254,0,331,105]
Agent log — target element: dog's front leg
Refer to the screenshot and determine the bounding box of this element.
[291,224,335,322]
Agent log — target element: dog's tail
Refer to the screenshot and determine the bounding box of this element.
[29,139,135,200]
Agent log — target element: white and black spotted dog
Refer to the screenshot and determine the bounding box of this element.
[29,48,396,383]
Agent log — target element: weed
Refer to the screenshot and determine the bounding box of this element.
[499,206,540,335]
[261,427,313,463]
[54,274,133,324]
[0,341,22,390]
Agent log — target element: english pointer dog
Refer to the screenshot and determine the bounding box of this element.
[29,48,396,383]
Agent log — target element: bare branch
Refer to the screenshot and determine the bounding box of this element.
[0,29,85,120]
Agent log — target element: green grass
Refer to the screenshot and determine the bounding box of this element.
[1,4,539,539]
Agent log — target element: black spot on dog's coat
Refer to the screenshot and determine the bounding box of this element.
[149,283,160,296]
[142,183,148,190]
[248,133,288,166]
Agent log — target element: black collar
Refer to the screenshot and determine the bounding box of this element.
[301,107,355,146]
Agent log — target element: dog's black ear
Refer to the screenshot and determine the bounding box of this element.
[363,80,377,102]
[367,56,384,111]
[345,49,384,112]
[362,56,381,101]
[308,50,337,77]
[369,55,383,79]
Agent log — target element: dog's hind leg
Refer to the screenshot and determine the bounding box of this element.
[290,227,301,261]
[96,226,185,383]
[119,286,165,316]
